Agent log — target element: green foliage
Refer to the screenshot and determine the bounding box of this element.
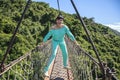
[0,0,120,79]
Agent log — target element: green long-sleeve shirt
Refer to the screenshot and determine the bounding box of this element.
[43,25,75,42]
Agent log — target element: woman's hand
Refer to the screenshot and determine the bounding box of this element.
[73,40,79,46]
[40,42,45,46]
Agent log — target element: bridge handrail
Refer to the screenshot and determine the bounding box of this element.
[65,37,99,65]
[0,40,51,76]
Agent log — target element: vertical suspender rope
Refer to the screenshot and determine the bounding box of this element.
[0,0,31,71]
[70,0,106,79]
[57,0,61,15]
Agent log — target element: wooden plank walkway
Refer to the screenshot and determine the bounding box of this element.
[44,47,73,80]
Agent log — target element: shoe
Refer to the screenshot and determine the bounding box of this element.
[64,66,71,69]
[44,71,49,77]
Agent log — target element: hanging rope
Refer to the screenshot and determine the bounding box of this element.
[0,0,31,72]
[70,0,105,79]
[57,0,61,15]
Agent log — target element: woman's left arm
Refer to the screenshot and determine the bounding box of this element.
[65,26,75,41]
[65,26,79,45]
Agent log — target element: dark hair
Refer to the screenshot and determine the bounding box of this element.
[56,15,64,20]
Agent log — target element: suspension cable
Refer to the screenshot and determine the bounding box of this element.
[0,0,31,72]
[70,0,105,79]
[57,0,61,15]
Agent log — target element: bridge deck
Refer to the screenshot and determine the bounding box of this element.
[44,47,73,80]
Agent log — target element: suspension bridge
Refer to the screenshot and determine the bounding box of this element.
[0,38,118,80]
[0,39,100,80]
[0,0,118,80]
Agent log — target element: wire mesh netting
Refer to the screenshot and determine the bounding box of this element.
[0,40,52,80]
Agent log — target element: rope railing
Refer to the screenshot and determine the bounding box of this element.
[0,40,52,80]
[65,38,100,80]
[66,37,119,80]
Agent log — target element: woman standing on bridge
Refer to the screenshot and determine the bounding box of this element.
[43,15,78,77]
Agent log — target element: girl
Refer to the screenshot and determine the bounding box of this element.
[43,15,78,77]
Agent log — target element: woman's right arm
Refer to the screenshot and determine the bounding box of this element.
[43,30,52,42]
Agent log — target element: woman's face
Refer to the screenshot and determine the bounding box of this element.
[56,19,63,25]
